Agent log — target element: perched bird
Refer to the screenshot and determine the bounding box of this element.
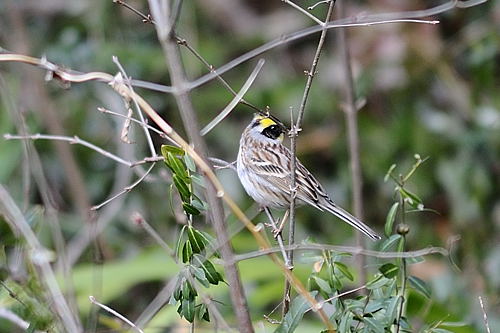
[237,113,381,241]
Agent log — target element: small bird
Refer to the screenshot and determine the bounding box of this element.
[237,113,381,241]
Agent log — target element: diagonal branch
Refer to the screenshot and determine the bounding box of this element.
[147,1,254,331]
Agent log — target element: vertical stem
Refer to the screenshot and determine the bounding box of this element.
[284,0,336,317]
[396,185,408,333]
[148,2,253,331]
[336,0,367,287]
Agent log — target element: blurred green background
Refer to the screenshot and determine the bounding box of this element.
[0,0,499,332]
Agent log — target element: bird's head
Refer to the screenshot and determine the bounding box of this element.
[247,113,287,143]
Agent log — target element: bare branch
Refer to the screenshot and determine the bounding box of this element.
[478,296,492,333]
[4,133,133,166]
[201,59,265,136]
[232,244,449,262]
[336,0,368,288]
[91,163,156,211]
[89,296,144,333]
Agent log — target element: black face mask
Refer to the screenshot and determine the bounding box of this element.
[262,125,283,140]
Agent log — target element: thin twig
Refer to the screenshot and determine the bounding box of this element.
[130,212,175,257]
[283,0,324,25]
[112,56,157,157]
[306,284,367,313]
[264,208,292,268]
[175,36,263,114]
[89,296,144,333]
[232,243,448,262]
[478,296,492,333]
[91,163,156,210]
[285,0,336,317]
[201,59,265,136]
[336,0,368,288]
[4,133,133,166]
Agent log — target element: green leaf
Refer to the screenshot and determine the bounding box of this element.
[173,277,183,301]
[183,203,200,216]
[173,174,191,202]
[191,196,207,211]
[187,226,206,253]
[191,174,206,187]
[190,265,210,288]
[384,202,400,237]
[182,298,195,322]
[338,313,352,333]
[363,316,384,333]
[192,254,223,285]
[175,226,187,262]
[311,275,332,294]
[182,279,197,300]
[397,187,424,210]
[366,274,391,290]
[380,234,402,252]
[385,296,401,326]
[408,275,431,298]
[183,153,196,172]
[430,329,454,333]
[334,261,354,281]
[384,164,397,182]
[274,291,318,333]
[167,152,189,181]
[379,263,399,279]
[197,303,210,322]
[161,144,185,157]
[182,241,193,263]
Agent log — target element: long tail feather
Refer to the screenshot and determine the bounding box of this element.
[322,203,381,241]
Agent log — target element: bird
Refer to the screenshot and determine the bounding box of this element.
[236,113,381,241]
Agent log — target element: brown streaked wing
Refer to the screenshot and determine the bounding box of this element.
[247,144,331,208]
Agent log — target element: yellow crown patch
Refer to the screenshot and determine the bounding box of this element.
[258,117,277,128]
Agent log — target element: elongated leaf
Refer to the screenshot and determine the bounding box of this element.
[363,316,384,333]
[408,275,431,298]
[334,261,354,281]
[380,234,402,252]
[161,144,185,157]
[190,265,210,288]
[175,226,187,262]
[385,296,401,326]
[183,153,196,172]
[182,279,196,300]
[397,186,423,209]
[182,298,195,322]
[379,263,399,279]
[187,226,206,253]
[384,163,397,182]
[311,275,332,294]
[274,291,318,333]
[366,274,391,290]
[173,174,191,202]
[192,254,223,285]
[385,202,400,237]
[182,241,193,263]
[183,203,200,216]
[165,152,188,180]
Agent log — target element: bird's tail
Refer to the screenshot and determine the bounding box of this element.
[322,202,381,241]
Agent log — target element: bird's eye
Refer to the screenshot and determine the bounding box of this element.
[262,125,283,140]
